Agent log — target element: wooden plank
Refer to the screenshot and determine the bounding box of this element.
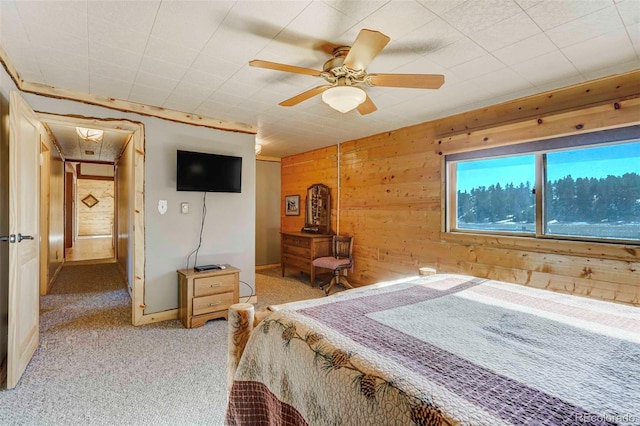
[341,134,434,163]
[433,69,640,138]
[442,232,640,262]
[22,81,257,135]
[341,156,439,187]
[341,183,441,210]
[442,241,639,286]
[437,259,639,305]
[77,179,114,236]
[439,98,640,155]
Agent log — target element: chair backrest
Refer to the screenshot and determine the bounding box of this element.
[333,235,353,260]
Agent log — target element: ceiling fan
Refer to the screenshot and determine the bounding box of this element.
[249,29,445,115]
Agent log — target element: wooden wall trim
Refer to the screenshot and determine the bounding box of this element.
[77,175,113,181]
[0,45,256,135]
[132,126,146,326]
[438,98,640,155]
[432,69,640,138]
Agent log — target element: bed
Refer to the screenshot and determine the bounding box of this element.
[225,274,639,425]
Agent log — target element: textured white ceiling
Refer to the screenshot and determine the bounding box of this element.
[1,0,639,158]
[42,120,130,163]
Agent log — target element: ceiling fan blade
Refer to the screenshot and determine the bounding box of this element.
[368,73,445,89]
[279,85,332,107]
[249,60,322,77]
[357,95,377,115]
[343,29,390,71]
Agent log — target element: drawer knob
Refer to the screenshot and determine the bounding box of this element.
[210,283,221,288]
[208,302,221,307]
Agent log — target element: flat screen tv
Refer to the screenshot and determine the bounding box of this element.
[176,150,242,193]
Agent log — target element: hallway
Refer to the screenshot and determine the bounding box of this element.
[64,236,114,262]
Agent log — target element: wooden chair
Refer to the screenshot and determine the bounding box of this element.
[311,235,354,295]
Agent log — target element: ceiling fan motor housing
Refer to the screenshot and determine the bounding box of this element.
[322,47,368,86]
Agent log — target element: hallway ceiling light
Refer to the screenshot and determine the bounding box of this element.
[76,127,104,142]
[255,143,262,155]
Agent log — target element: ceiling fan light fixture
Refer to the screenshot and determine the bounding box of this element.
[76,127,103,142]
[322,86,366,113]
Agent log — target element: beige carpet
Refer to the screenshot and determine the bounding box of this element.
[255,266,327,310]
[0,264,323,425]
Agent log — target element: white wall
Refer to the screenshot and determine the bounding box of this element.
[256,160,281,265]
[143,118,255,312]
[0,64,256,314]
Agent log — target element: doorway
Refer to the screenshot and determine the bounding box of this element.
[35,112,146,326]
[64,162,116,263]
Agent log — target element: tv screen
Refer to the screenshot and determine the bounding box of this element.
[176,150,242,193]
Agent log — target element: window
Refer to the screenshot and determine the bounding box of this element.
[447,126,640,243]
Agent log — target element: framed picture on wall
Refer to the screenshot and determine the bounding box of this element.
[285,195,300,216]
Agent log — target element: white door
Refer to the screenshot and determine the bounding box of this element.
[7,91,40,389]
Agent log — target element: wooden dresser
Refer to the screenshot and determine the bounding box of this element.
[177,266,240,328]
[281,232,332,286]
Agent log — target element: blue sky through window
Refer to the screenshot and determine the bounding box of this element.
[456,141,640,193]
[457,155,534,193]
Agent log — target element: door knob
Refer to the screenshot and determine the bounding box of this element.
[0,234,16,243]
[17,233,34,243]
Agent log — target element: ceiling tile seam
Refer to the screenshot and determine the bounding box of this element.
[438,0,524,37]
[12,2,44,83]
[126,0,163,100]
[614,1,640,62]
[250,0,313,66]
[520,7,587,83]
[320,0,391,41]
[188,0,317,119]
[85,0,90,89]
[410,4,502,69]
[532,1,615,33]
[322,0,390,23]
[163,1,236,112]
[547,27,633,81]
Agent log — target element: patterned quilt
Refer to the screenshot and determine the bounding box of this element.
[226,274,640,425]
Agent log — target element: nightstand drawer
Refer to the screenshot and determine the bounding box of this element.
[193,292,235,316]
[194,274,236,297]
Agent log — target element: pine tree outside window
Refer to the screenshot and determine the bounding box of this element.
[446,126,640,243]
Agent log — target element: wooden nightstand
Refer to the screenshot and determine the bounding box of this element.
[177,266,240,328]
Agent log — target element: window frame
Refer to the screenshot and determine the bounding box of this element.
[445,125,640,244]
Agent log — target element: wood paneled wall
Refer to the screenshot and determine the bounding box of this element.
[39,131,64,292]
[116,138,133,289]
[282,71,640,306]
[77,179,114,236]
[281,146,338,234]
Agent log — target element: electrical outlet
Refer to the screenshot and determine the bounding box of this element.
[181,202,189,214]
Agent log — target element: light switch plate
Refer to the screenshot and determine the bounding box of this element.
[158,200,167,215]
[181,202,189,214]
